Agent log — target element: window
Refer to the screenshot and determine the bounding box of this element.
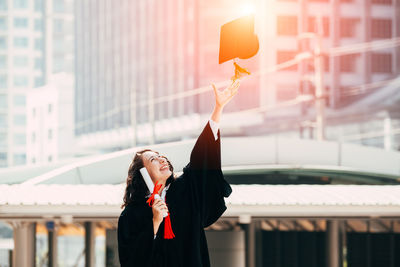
[308,17,329,37]
[0,114,6,128]
[0,133,6,148]
[54,19,63,33]
[14,0,28,9]
[277,51,298,71]
[0,153,7,162]
[31,132,36,143]
[14,56,28,67]
[34,58,42,70]
[277,16,298,36]
[0,37,6,49]
[48,155,52,162]
[371,19,392,39]
[14,134,26,145]
[32,157,36,164]
[13,95,25,106]
[14,37,28,48]
[34,0,43,12]
[13,114,26,125]
[32,108,36,117]
[14,18,28,28]
[0,55,6,69]
[340,18,358,38]
[53,0,64,12]
[48,129,52,139]
[0,17,6,30]
[13,75,28,87]
[48,103,52,113]
[34,19,43,31]
[34,77,44,87]
[0,94,6,108]
[34,38,43,50]
[371,53,392,73]
[13,153,26,165]
[340,54,359,72]
[0,0,7,10]
[0,75,6,88]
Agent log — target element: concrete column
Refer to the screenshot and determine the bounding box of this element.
[326,220,340,267]
[206,230,245,267]
[254,221,263,267]
[47,222,57,267]
[239,215,255,267]
[12,222,36,267]
[84,222,96,267]
[106,229,119,267]
[45,221,58,267]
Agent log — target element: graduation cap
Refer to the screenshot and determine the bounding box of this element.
[219,15,259,81]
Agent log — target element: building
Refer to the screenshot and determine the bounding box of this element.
[26,73,74,166]
[0,0,74,168]
[74,0,198,148]
[73,0,400,152]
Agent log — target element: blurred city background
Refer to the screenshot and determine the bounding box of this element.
[0,0,399,266]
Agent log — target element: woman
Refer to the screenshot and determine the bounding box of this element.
[117,80,240,267]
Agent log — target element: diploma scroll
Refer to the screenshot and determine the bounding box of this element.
[140,167,168,218]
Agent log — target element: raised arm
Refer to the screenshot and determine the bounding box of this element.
[187,80,241,171]
[210,79,240,123]
[182,81,240,227]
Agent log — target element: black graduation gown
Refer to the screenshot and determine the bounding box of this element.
[117,121,232,267]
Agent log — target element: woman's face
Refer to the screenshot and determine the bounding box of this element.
[142,151,172,184]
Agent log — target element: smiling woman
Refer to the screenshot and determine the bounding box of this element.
[117,80,240,267]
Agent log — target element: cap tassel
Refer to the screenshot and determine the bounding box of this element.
[164,213,175,239]
[231,61,251,81]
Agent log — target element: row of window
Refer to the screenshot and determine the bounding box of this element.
[0,54,43,69]
[0,114,25,127]
[0,152,54,165]
[0,0,65,12]
[32,104,53,118]
[0,37,44,49]
[0,17,45,32]
[0,153,26,165]
[30,129,53,143]
[0,94,25,108]
[277,16,393,39]
[277,51,393,73]
[0,74,43,88]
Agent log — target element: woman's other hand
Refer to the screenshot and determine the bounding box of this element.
[152,198,168,234]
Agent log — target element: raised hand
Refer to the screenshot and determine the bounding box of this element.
[211,79,240,109]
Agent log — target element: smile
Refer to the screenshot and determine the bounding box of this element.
[160,165,169,171]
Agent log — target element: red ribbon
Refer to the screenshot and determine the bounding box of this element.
[146,182,162,207]
[147,182,175,239]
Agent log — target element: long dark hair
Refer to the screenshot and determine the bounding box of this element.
[121,149,175,209]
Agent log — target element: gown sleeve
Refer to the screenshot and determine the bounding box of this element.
[117,206,160,267]
[182,120,232,228]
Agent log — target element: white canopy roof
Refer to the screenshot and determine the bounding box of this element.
[1,136,399,186]
[1,184,400,219]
